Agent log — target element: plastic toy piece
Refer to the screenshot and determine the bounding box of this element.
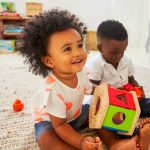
[89,83,141,135]
[134,86,145,100]
[123,83,145,100]
[123,83,135,92]
[13,99,24,112]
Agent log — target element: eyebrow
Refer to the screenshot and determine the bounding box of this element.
[60,40,82,49]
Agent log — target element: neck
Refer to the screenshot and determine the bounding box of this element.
[112,63,118,69]
[105,59,118,69]
[52,71,78,88]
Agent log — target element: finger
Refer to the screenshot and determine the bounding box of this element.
[95,143,102,149]
[97,144,103,150]
[93,146,103,150]
[86,136,95,143]
[95,137,100,143]
[86,142,100,149]
[95,137,102,145]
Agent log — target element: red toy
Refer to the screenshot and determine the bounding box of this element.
[13,99,24,112]
[123,83,135,92]
[134,87,145,100]
[123,83,145,100]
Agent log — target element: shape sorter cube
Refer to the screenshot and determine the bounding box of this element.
[89,83,141,135]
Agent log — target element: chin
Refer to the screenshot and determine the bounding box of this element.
[75,68,83,73]
[73,62,85,72]
[74,67,84,73]
[111,60,119,64]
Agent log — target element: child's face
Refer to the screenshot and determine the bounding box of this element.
[44,28,87,75]
[98,39,128,65]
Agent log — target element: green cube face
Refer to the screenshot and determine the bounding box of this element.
[102,105,136,132]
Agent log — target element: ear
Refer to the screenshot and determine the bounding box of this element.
[41,55,54,68]
[97,44,102,52]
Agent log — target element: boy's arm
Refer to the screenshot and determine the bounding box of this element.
[90,79,101,89]
[90,79,101,94]
[49,114,84,149]
[128,76,139,87]
[90,79,101,86]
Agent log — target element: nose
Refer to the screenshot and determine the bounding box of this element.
[73,48,82,57]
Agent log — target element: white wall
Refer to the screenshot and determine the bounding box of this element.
[1,0,150,48]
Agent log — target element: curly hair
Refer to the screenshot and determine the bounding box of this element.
[19,8,87,77]
[97,20,128,41]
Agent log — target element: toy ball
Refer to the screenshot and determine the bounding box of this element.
[13,99,24,112]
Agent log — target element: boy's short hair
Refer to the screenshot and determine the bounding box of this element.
[19,8,87,77]
[97,20,128,41]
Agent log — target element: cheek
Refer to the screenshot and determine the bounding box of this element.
[83,51,87,59]
[61,55,73,65]
[113,54,123,60]
[102,53,110,60]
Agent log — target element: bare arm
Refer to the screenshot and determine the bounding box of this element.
[49,114,101,149]
[128,76,139,87]
[50,114,84,149]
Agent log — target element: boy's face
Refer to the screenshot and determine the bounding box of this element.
[98,39,128,65]
[43,28,87,75]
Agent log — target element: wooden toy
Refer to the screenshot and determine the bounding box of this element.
[13,99,24,112]
[89,83,141,135]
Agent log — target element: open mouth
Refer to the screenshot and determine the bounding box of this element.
[72,59,83,64]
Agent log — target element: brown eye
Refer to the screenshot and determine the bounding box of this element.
[78,43,83,48]
[64,47,72,52]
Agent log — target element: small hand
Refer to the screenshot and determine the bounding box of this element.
[95,137,103,150]
[81,136,103,150]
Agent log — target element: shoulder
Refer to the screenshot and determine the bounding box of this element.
[41,74,63,93]
[87,52,101,64]
[87,52,104,68]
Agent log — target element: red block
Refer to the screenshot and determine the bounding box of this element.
[108,87,136,110]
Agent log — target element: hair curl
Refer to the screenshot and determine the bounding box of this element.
[97,20,128,41]
[19,8,87,77]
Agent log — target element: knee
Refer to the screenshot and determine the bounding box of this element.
[37,131,53,149]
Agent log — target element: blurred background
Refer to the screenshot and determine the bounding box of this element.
[1,0,150,68]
